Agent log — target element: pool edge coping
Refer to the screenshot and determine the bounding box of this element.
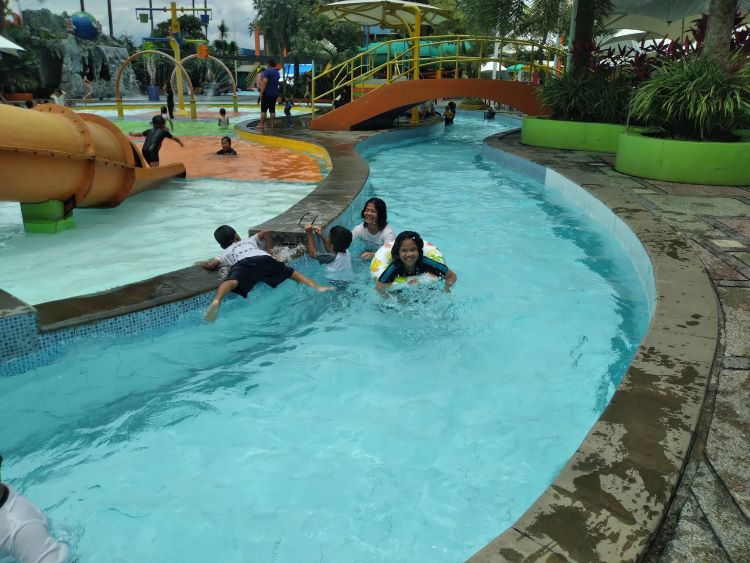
[467,131,718,562]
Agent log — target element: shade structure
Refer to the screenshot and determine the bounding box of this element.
[599,29,663,47]
[606,1,750,39]
[608,0,750,22]
[316,0,453,29]
[0,34,25,56]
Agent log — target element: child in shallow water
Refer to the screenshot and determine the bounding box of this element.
[375,231,457,295]
[304,224,354,282]
[196,225,334,322]
[351,197,396,260]
[216,136,237,156]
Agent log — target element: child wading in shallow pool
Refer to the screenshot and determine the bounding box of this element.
[375,231,457,295]
[129,115,183,166]
[304,224,355,282]
[197,226,334,322]
[216,136,237,156]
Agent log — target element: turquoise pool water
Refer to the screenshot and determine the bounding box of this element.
[0,113,651,561]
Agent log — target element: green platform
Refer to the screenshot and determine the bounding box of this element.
[521,116,634,153]
[21,200,76,234]
[615,131,750,186]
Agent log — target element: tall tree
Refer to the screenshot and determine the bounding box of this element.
[704,0,739,61]
[217,19,229,41]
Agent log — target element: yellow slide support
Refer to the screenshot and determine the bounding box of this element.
[0,103,186,233]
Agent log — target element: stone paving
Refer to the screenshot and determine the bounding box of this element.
[484,133,750,561]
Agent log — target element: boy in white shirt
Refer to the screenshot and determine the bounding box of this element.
[197,226,334,322]
[0,455,71,563]
[304,224,354,282]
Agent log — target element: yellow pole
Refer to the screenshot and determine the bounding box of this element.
[454,38,459,78]
[116,96,124,118]
[387,42,392,82]
[410,7,421,124]
[170,2,187,116]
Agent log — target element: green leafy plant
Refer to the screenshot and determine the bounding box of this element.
[539,70,632,124]
[631,55,750,141]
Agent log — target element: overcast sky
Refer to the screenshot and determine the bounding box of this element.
[19,1,259,49]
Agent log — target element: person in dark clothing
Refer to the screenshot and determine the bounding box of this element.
[164,82,175,120]
[130,115,183,166]
[259,59,280,129]
[216,136,237,156]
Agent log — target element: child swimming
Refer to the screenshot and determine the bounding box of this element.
[217,108,230,129]
[351,197,396,260]
[375,231,457,294]
[304,224,354,282]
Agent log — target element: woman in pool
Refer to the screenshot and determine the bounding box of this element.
[375,231,457,294]
[352,197,396,259]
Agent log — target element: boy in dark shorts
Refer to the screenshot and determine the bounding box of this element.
[196,225,334,322]
[130,115,183,167]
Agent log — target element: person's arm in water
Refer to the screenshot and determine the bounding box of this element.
[196,258,220,270]
[443,268,457,292]
[129,131,145,137]
[169,135,184,147]
[375,281,392,297]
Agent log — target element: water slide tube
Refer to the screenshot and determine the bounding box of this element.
[0,103,186,233]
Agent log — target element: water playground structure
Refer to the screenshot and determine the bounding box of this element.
[0,103,186,233]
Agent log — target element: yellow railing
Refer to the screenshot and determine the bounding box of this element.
[311,35,566,117]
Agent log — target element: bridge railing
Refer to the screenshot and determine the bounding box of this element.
[311,35,566,117]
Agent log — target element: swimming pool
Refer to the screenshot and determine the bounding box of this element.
[0,113,651,561]
[0,178,316,304]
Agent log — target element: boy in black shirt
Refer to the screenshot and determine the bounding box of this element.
[130,115,183,166]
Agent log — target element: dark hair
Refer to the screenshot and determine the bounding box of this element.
[267,59,276,67]
[24,100,34,108]
[392,231,424,265]
[220,136,232,144]
[160,106,168,114]
[329,226,353,253]
[152,115,166,127]
[361,197,387,231]
[214,225,238,249]
[219,108,226,115]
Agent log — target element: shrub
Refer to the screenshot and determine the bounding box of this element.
[539,70,633,124]
[631,55,750,141]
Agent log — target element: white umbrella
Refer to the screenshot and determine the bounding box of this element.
[0,35,25,56]
[481,61,506,72]
[316,0,453,29]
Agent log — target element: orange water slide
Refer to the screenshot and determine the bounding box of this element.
[0,103,185,208]
[311,79,551,131]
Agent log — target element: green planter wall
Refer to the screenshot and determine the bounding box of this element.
[615,131,750,186]
[521,116,630,153]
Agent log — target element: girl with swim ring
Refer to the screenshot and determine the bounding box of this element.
[375,231,457,295]
[352,197,396,260]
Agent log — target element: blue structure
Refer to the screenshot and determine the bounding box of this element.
[71,11,99,40]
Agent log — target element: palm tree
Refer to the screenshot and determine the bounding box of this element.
[705,0,739,61]
[218,20,230,42]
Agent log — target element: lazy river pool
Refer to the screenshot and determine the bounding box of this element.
[0,112,651,561]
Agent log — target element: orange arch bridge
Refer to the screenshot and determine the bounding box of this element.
[311,79,550,131]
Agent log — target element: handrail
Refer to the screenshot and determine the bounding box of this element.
[311,35,566,117]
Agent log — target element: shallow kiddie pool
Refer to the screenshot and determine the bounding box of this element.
[0,113,651,561]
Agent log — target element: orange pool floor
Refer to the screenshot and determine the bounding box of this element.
[149,136,324,183]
